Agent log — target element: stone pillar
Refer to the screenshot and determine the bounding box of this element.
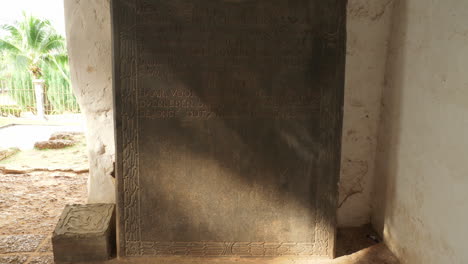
[63,0,115,203]
[33,79,45,119]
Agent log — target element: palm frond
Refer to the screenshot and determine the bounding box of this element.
[0,39,21,54]
[41,34,65,53]
[43,53,70,85]
[2,52,30,73]
[1,12,68,80]
[1,24,22,44]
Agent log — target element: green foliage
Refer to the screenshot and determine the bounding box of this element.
[0,105,22,117]
[0,13,66,79]
[43,63,79,113]
[7,69,35,111]
[0,13,78,114]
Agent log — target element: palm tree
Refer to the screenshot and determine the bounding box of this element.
[0,13,68,118]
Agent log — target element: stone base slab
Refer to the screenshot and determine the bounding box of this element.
[52,203,115,262]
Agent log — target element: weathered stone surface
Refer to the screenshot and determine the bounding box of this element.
[113,0,345,259]
[52,204,115,262]
[34,140,75,150]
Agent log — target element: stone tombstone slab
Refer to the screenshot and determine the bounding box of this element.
[112,0,346,259]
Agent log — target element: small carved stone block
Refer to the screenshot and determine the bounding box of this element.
[52,204,115,262]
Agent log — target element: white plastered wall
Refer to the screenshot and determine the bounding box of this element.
[373,0,468,263]
[64,0,115,203]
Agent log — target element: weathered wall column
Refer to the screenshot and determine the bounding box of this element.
[339,0,394,226]
[64,0,115,203]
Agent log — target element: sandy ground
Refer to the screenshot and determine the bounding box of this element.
[0,134,88,172]
[0,133,88,264]
[0,171,87,236]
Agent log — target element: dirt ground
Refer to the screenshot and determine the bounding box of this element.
[0,134,88,264]
[0,171,87,236]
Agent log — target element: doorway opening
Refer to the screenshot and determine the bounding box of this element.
[0,1,87,263]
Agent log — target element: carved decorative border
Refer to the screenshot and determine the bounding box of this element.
[315,0,347,258]
[115,0,346,258]
[126,241,328,257]
[115,0,141,254]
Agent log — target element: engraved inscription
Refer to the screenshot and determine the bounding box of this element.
[139,86,320,120]
[134,2,319,120]
[114,0,346,259]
